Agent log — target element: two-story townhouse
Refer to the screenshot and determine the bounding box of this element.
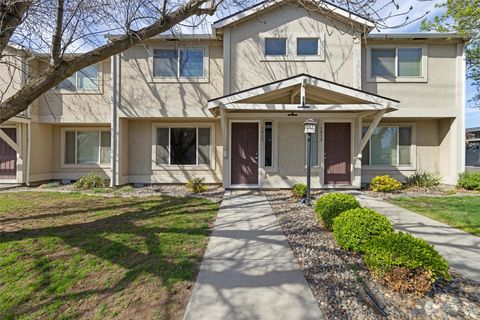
[0,0,468,189]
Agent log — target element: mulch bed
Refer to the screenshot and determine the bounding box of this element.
[265,190,480,319]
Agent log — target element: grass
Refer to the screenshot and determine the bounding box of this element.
[389,196,480,236]
[0,192,219,319]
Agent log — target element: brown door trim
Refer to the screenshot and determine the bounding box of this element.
[230,121,259,186]
[324,122,352,185]
[0,127,17,180]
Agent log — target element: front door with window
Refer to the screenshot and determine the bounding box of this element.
[324,123,351,185]
[231,123,258,185]
[0,128,17,180]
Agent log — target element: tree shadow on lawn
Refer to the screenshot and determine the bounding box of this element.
[0,195,218,319]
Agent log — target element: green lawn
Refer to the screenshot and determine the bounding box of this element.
[389,196,480,236]
[0,192,218,319]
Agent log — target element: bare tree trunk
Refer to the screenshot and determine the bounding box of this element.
[0,0,32,58]
[0,0,215,123]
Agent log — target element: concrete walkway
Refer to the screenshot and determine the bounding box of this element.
[358,195,480,282]
[183,191,323,320]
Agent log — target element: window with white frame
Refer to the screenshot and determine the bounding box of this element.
[156,126,211,166]
[153,48,205,78]
[64,130,111,165]
[265,38,287,56]
[370,47,423,78]
[297,38,319,56]
[264,122,273,167]
[361,126,413,166]
[57,64,100,92]
[305,130,319,167]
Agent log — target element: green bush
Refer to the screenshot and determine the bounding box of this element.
[333,208,394,252]
[457,172,480,191]
[405,171,441,189]
[314,193,360,230]
[363,231,451,281]
[369,175,402,192]
[291,183,307,199]
[186,176,207,193]
[74,173,106,190]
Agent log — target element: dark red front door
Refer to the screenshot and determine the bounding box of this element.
[0,128,17,180]
[231,123,258,185]
[324,123,351,185]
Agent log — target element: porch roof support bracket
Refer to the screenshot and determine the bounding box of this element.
[358,109,386,154]
[0,128,19,153]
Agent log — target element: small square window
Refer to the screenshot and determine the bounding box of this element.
[179,48,204,77]
[265,38,286,56]
[297,38,318,56]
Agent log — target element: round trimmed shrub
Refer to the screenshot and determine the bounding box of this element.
[314,193,360,230]
[291,183,307,199]
[369,175,402,192]
[332,208,394,252]
[363,231,451,283]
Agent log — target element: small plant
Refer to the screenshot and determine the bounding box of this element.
[405,171,441,189]
[369,175,402,192]
[291,183,307,199]
[457,172,480,191]
[39,181,60,189]
[333,208,394,252]
[74,173,106,190]
[314,193,360,230]
[363,231,451,295]
[186,176,207,193]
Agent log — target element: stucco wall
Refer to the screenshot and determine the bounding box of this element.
[32,60,112,123]
[126,119,223,183]
[118,40,223,118]
[229,3,356,92]
[29,122,53,181]
[362,41,460,115]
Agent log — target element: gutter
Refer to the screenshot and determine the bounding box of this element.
[110,54,118,187]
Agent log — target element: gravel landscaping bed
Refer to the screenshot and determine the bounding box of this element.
[6,184,225,203]
[265,190,480,319]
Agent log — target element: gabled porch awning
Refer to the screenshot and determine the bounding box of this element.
[207,74,399,116]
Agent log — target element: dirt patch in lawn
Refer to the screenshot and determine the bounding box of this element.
[0,192,219,319]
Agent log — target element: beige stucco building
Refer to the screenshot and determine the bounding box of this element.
[0,1,468,188]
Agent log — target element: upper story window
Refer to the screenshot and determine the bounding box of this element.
[265,38,287,56]
[57,64,100,92]
[297,38,319,56]
[368,46,426,82]
[153,48,205,78]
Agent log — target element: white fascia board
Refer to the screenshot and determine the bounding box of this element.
[212,0,374,29]
[220,103,389,111]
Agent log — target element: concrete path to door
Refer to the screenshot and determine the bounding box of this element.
[358,195,480,282]
[183,191,324,320]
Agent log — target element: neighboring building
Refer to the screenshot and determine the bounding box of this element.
[466,127,480,166]
[0,0,469,188]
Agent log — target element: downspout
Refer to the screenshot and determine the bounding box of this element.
[25,122,31,186]
[110,54,118,187]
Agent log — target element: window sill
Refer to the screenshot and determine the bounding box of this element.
[150,77,209,84]
[260,56,325,62]
[153,164,214,171]
[362,165,415,171]
[61,164,111,169]
[365,76,427,83]
[53,89,103,95]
